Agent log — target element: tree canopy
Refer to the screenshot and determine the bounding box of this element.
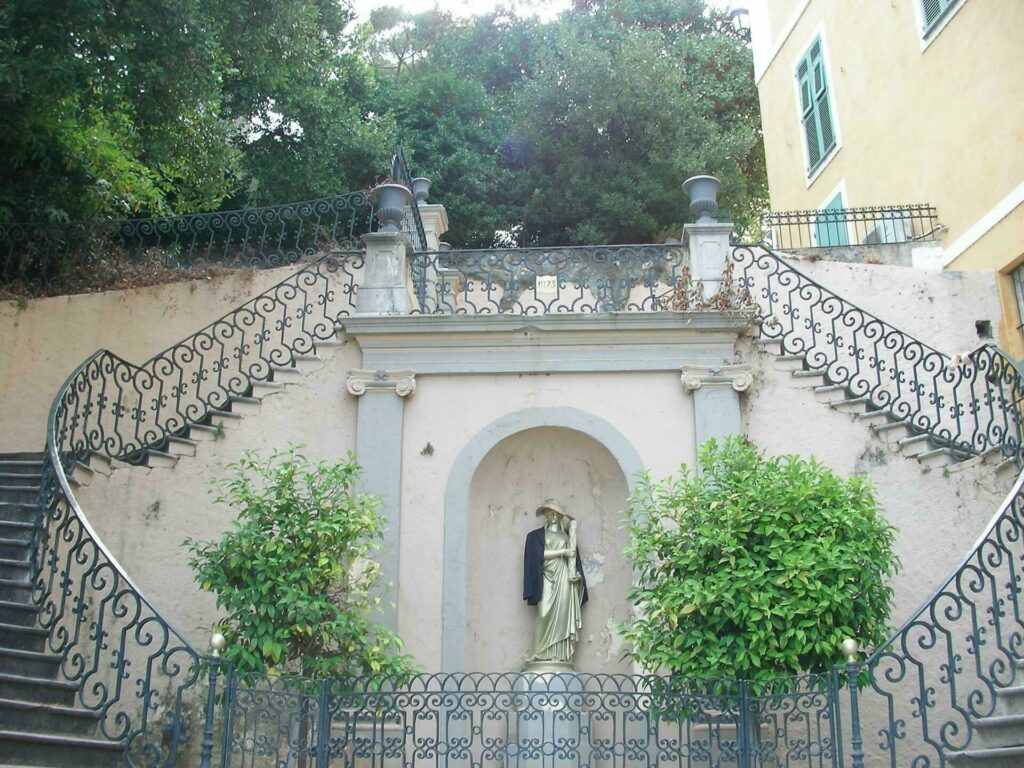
[2,0,766,247]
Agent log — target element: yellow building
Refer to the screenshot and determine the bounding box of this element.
[748,0,1024,357]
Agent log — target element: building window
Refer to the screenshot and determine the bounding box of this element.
[815,191,849,247]
[1012,263,1024,331]
[921,0,959,36]
[796,37,837,175]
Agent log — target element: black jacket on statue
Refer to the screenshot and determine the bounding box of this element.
[522,526,589,606]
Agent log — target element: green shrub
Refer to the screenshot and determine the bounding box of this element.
[623,437,899,680]
[185,446,415,679]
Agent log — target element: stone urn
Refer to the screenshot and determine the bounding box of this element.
[412,177,432,203]
[681,175,722,224]
[372,183,412,233]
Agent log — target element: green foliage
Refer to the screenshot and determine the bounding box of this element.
[0,0,393,223]
[368,0,766,246]
[623,437,899,681]
[184,447,415,679]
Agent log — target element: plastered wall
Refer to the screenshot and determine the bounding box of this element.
[0,266,303,452]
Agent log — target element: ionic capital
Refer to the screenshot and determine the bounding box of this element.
[346,368,417,397]
[680,363,753,393]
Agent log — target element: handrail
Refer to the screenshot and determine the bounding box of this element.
[25,236,1024,767]
[29,249,365,766]
[1,190,374,296]
[732,243,1024,462]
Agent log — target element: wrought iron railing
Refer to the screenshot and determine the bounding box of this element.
[217,671,840,768]
[408,244,698,314]
[1,191,374,295]
[392,146,429,252]
[733,244,1024,462]
[28,250,364,766]
[853,467,1024,766]
[758,204,941,250]
[24,229,1024,766]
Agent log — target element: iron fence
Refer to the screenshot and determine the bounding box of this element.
[27,227,1024,767]
[0,192,374,296]
[732,244,1024,463]
[758,205,940,250]
[408,244,736,315]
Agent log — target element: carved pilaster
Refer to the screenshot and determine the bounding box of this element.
[680,363,753,392]
[346,368,417,397]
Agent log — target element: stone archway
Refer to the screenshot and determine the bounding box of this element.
[441,407,643,672]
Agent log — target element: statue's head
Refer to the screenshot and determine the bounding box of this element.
[537,499,565,525]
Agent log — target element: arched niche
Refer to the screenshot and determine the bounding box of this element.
[442,407,643,672]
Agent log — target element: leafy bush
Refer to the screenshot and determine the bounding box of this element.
[185,447,415,679]
[623,437,899,680]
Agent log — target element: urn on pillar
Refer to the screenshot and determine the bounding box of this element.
[371,182,413,233]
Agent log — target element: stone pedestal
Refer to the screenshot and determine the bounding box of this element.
[510,672,590,768]
[357,232,411,315]
[684,221,733,295]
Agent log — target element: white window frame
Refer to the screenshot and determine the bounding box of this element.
[791,24,842,188]
[913,0,969,51]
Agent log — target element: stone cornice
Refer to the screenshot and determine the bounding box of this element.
[680,363,753,392]
[342,312,753,375]
[346,368,417,397]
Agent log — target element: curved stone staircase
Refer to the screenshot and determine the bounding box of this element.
[4,242,1024,767]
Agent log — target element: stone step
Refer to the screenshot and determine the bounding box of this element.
[947,744,1024,767]
[0,463,43,477]
[144,450,178,469]
[995,685,1024,717]
[0,599,36,626]
[856,409,891,425]
[0,698,100,739]
[0,487,39,505]
[0,622,47,653]
[996,457,1020,475]
[814,384,848,403]
[917,447,960,469]
[0,673,76,707]
[68,462,93,488]
[773,354,806,372]
[0,454,44,462]
[84,452,112,476]
[752,338,783,354]
[0,559,31,582]
[227,395,261,416]
[0,538,29,561]
[165,436,197,457]
[872,421,913,443]
[251,381,285,399]
[0,522,32,544]
[187,424,221,443]
[830,396,871,414]
[292,353,323,370]
[270,365,303,384]
[0,647,60,678]
[0,729,123,768]
[0,578,31,603]
[898,434,934,457]
[0,504,35,525]
[973,713,1024,750]
[207,409,243,429]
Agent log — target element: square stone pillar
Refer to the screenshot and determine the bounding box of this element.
[680,363,753,460]
[410,203,450,313]
[684,222,734,295]
[358,232,411,315]
[346,368,417,629]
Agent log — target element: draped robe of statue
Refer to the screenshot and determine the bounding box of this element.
[523,512,588,665]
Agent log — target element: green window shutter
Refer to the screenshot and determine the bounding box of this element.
[815,192,849,247]
[922,0,956,33]
[796,37,836,174]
